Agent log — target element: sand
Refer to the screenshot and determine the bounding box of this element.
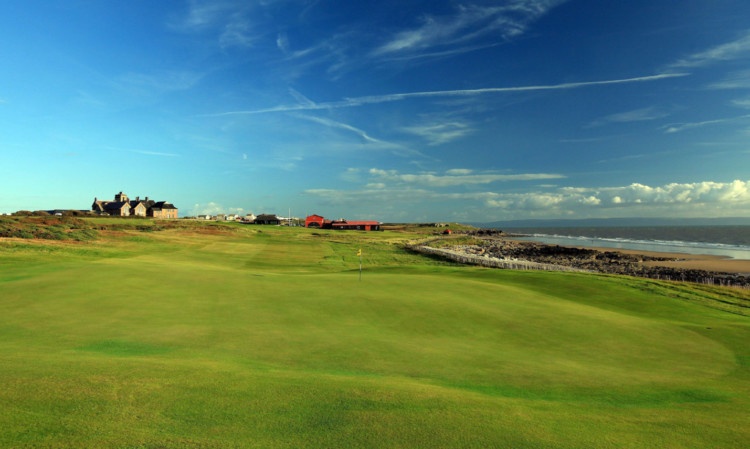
[586,246,750,275]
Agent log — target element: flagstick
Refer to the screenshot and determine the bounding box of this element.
[359,251,362,281]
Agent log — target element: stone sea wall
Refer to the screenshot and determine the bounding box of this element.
[410,235,750,289]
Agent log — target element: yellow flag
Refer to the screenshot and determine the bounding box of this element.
[357,249,362,256]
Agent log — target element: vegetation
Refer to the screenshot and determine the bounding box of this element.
[381,222,477,232]
[0,216,98,241]
[424,235,486,248]
[0,221,748,448]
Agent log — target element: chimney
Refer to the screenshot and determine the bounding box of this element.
[136,196,140,201]
[145,197,149,201]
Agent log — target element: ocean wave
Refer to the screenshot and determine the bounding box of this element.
[517,233,750,260]
[527,233,750,250]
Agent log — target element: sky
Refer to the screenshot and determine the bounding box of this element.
[2,0,750,222]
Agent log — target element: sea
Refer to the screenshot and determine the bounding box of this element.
[499,226,750,260]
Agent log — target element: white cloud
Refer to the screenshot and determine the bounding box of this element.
[487,180,750,211]
[369,168,564,187]
[670,31,750,68]
[446,169,473,175]
[191,202,245,216]
[303,179,750,218]
[733,98,750,109]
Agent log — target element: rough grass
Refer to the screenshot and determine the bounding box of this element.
[0,223,748,448]
[0,216,98,241]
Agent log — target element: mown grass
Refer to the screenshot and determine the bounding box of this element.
[0,222,748,448]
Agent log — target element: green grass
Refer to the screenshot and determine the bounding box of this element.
[1,223,749,448]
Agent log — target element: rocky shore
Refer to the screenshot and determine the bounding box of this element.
[445,235,750,288]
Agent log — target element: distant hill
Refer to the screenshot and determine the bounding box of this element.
[473,217,750,229]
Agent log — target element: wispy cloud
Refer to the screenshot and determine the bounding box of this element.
[292,115,427,158]
[369,168,564,187]
[276,32,290,53]
[294,114,382,144]
[559,136,619,143]
[379,43,502,63]
[172,0,230,29]
[169,0,258,48]
[219,16,256,47]
[595,150,678,165]
[372,1,568,57]
[732,97,750,109]
[130,149,180,157]
[401,121,474,145]
[103,146,180,157]
[114,70,204,95]
[670,31,750,68]
[708,70,750,89]
[663,114,750,133]
[349,74,687,103]
[207,73,688,116]
[587,107,670,128]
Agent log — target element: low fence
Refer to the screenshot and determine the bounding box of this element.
[639,273,750,290]
[410,245,592,273]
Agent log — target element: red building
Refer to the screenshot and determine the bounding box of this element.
[305,214,380,231]
[305,214,330,228]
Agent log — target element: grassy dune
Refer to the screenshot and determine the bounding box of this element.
[1,221,749,448]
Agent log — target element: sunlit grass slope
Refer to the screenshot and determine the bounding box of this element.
[1,223,749,448]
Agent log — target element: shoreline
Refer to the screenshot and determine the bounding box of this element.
[445,232,750,287]
[529,242,750,275]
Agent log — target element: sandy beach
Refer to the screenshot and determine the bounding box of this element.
[495,235,750,277]
[586,247,750,275]
[520,240,750,275]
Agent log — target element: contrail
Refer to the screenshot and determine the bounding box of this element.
[205,73,689,116]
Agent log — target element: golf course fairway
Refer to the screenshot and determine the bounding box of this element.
[1,220,749,448]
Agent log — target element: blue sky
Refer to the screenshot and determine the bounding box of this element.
[2,0,750,222]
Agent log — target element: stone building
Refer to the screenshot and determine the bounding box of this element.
[92,192,178,218]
